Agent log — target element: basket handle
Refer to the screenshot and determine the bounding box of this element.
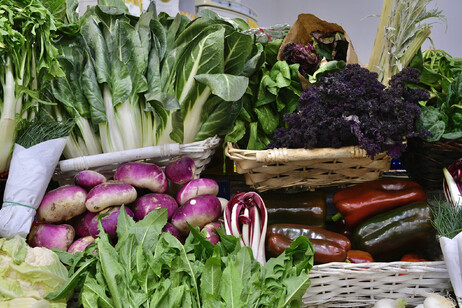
[255,146,368,163]
[58,143,182,172]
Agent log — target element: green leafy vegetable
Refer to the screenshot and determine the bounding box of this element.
[225,39,303,150]
[48,206,314,308]
[411,49,462,142]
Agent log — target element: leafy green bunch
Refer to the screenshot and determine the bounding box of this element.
[410,49,462,141]
[47,207,314,308]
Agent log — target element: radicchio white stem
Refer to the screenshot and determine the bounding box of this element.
[443,167,462,208]
[224,192,267,265]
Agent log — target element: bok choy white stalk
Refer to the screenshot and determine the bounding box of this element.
[224,191,268,265]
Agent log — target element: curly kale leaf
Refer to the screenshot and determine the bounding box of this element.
[268,64,429,158]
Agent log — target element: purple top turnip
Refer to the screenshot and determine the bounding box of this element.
[114,162,168,193]
[28,224,75,251]
[171,194,222,235]
[176,178,219,206]
[163,223,183,242]
[85,181,137,212]
[37,185,87,223]
[68,236,95,254]
[87,206,134,238]
[74,170,107,190]
[165,157,196,185]
[133,193,178,221]
[202,222,222,245]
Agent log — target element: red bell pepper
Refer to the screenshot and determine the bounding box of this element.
[333,178,427,227]
[346,250,374,264]
[266,224,350,264]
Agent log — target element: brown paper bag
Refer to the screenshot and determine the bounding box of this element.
[278,14,359,88]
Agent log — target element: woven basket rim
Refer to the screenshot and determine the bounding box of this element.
[225,142,390,163]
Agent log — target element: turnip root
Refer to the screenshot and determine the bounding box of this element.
[176,178,219,206]
[163,222,182,242]
[133,193,178,221]
[37,185,87,223]
[85,181,137,212]
[68,236,95,254]
[74,212,96,237]
[114,162,168,193]
[165,157,196,185]
[202,222,222,245]
[171,194,222,234]
[28,224,75,251]
[87,206,134,238]
[74,170,106,190]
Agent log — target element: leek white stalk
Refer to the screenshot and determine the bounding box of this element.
[0,57,17,173]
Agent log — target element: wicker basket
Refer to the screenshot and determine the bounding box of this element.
[53,136,221,185]
[400,138,462,191]
[302,261,452,307]
[225,143,392,192]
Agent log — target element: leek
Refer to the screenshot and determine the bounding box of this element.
[368,0,445,85]
[0,0,68,173]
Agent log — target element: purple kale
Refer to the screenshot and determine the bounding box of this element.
[282,43,319,76]
[268,64,430,158]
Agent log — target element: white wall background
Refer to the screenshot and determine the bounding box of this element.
[238,0,462,64]
[180,0,462,65]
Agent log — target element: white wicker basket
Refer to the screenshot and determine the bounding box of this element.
[303,261,452,307]
[53,136,221,185]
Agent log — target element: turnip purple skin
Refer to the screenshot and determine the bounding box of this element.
[37,185,87,223]
[68,236,95,254]
[165,157,196,185]
[75,212,96,237]
[74,170,107,190]
[133,193,178,221]
[114,162,168,193]
[202,222,222,245]
[171,194,222,235]
[176,178,219,206]
[87,206,134,238]
[85,181,137,212]
[163,223,182,242]
[28,224,75,251]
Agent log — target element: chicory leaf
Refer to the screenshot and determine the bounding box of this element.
[200,256,222,301]
[80,276,115,308]
[220,262,244,308]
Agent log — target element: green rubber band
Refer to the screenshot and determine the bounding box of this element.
[3,201,35,210]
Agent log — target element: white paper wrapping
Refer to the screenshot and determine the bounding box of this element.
[0,138,67,238]
[440,234,462,307]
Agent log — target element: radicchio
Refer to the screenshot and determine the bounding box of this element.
[443,158,462,207]
[224,192,267,265]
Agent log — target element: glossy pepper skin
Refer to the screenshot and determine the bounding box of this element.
[352,201,435,261]
[346,250,374,264]
[261,191,326,228]
[266,224,350,264]
[333,178,427,227]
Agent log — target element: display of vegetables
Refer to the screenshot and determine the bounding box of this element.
[443,158,462,207]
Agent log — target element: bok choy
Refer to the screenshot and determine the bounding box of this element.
[145,9,257,144]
